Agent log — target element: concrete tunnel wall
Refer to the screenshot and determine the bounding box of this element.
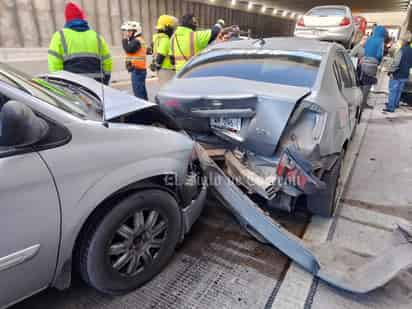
[0,0,295,48]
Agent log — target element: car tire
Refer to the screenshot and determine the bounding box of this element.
[76,189,182,295]
[307,153,344,218]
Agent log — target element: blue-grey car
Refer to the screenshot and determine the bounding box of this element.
[157,38,365,218]
[0,64,207,308]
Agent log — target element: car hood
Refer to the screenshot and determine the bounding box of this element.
[39,71,155,120]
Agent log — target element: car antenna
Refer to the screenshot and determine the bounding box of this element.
[98,33,109,128]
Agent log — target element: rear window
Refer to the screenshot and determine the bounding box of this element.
[307,7,346,17]
[180,55,320,88]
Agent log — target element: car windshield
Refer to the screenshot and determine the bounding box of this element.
[0,63,95,119]
[181,54,320,88]
[307,7,346,17]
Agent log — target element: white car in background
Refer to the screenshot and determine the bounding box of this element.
[294,5,362,48]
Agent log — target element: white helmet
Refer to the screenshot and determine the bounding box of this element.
[121,21,142,35]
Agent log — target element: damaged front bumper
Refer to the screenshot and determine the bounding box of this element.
[196,143,412,294]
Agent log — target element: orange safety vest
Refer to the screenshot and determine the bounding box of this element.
[125,36,147,70]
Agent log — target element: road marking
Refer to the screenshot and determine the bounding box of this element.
[271,107,374,309]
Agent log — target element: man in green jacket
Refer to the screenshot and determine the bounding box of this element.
[170,14,223,72]
[48,2,112,85]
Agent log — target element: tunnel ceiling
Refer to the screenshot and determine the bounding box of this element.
[250,0,409,13]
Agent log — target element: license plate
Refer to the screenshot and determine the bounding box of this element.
[210,117,242,132]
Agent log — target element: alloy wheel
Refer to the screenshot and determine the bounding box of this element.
[107,209,168,277]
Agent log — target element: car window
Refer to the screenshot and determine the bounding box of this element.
[0,64,89,119]
[333,62,343,90]
[307,7,346,17]
[181,56,320,88]
[335,54,353,88]
[342,52,358,86]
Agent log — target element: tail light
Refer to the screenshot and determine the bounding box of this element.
[276,151,308,192]
[276,148,325,194]
[297,18,305,27]
[340,17,351,26]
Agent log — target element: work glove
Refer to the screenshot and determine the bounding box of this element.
[215,19,225,30]
[103,73,111,85]
[150,62,160,72]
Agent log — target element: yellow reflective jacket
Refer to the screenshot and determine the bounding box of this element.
[170,26,211,72]
[48,28,112,79]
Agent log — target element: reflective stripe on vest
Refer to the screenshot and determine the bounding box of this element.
[58,30,105,64]
[125,37,147,70]
[171,31,196,70]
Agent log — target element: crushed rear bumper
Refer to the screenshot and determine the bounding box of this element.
[196,143,412,294]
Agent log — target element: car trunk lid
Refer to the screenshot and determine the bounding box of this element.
[304,7,348,28]
[157,77,311,157]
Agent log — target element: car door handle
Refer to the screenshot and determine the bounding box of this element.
[0,244,40,272]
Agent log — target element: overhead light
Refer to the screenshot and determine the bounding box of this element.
[248,2,253,10]
[231,0,236,6]
[282,10,289,17]
[261,5,266,13]
[273,9,278,15]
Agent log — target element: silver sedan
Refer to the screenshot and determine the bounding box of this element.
[157,37,370,218]
[294,5,362,48]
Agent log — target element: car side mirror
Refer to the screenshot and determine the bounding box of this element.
[0,100,49,147]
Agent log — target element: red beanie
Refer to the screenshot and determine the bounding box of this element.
[65,2,86,23]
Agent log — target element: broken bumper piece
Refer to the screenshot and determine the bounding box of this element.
[224,146,326,203]
[196,144,412,294]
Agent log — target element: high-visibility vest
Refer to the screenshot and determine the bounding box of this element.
[152,32,173,70]
[48,28,112,78]
[125,36,147,70]
[170,27,199,72]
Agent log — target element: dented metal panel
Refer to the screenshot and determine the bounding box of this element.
[197,144,412,294]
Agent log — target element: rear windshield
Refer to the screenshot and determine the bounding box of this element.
[307,7,346,17]
[181,55,320,88]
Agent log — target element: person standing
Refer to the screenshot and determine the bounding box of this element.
[384,33,412,113]
[121,21,148,100]
[151,15,178,87]
[170,14,223,72]
[48,2,112,85]
[359,25,387,109]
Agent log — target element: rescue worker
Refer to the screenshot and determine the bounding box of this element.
[151,15,178,86]
[121,21,148,100]
[48,2,112,85]
[170,14,224,72]
[384,32,412,113]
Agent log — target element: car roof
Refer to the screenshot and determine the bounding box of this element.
[206,37,339,56]
[307,5,351,12]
